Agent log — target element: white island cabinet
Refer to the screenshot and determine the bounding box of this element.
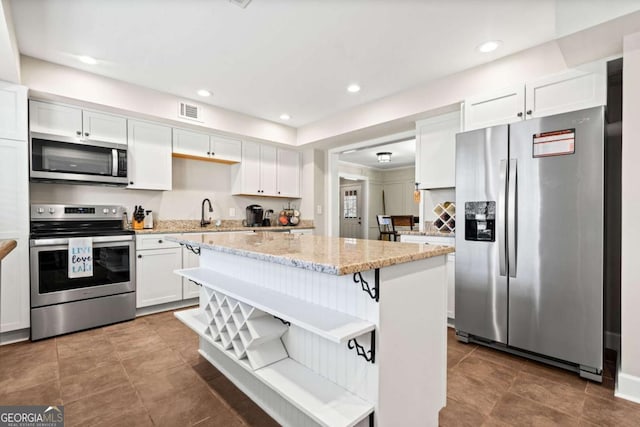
[169,232,452,427]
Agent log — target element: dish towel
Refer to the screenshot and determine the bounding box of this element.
[68,237,93,278]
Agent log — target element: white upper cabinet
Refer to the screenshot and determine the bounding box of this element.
[260,144,277,196]
[210,135,242,163]
[81,110,127,144]
[232,141,300,198]
[463,61,606,131]
[276,148,301,198]
[29,100,82,138]
[173,128,241,164]
[127,120,172,190]
[463,85,525,131]
[173,128,209,158]
[0,83,27,140]
[30,100,127,144]
[415,111,461,189]
[525,64,606,119]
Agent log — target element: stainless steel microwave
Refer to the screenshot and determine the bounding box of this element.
[30,132,128,185]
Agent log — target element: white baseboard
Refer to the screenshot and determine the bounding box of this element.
[616,371,640,404]
[605,331,621,352]
[136,299,198,317]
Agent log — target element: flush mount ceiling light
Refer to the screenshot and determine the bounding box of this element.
[477,40,502,53]
[347,83,361,93]
[78,55,97,65]
[280,113,291,120]
[376,152,392,163]
[197,89,211,97]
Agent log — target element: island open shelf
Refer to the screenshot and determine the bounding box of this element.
[175,308,374,427]
[176,267,376,343]
[169,232,451,427]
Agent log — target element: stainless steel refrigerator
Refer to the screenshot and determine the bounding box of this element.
[455,106,604,381]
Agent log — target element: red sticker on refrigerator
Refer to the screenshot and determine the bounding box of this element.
[532,128,575,158]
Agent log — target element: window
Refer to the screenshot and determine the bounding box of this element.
[343,190,357,219]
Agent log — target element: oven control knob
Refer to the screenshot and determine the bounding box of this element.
[37,207,44,214]
[103,208,109,214]
[48,208,55,214]
[112,209,117,214]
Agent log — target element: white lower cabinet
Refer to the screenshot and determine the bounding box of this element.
[400,234,455,320]
[135,234,183,308]
[0,236,30,334]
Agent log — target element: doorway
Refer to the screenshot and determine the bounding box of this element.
[339,180,364,238]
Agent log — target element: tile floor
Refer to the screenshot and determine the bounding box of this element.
[0,308,639,426]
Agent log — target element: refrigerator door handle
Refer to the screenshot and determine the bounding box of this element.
[508,158,518,278]
[498,159,508,276]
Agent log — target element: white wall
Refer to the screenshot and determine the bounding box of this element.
[619,31,640,402]
[30,157,306,223]
[20,56,296,146]
[0,0,20,83]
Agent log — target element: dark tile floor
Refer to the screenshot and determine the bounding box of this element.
[1,309,639,426]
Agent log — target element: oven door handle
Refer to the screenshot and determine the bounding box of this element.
[30,235,134,246]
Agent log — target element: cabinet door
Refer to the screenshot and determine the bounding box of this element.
[29,100,82,137]
[82,110,127,145]
[173,128,210,158]
[0,236,30,333]
[260,144,277,196]
[136,248,183,308]
[447,253,455,320]
[463,84,525,131]
[210,135,241,163]
[416,111,460,189]
[525,64,606,119]
[0,84,27,141]
[127,120,172,190]
[0,138,29,234]
[239,140,261,195]
[276,148,301,198]
[182,245,200,299]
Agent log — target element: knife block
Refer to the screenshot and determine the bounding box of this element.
[132,219,144,230]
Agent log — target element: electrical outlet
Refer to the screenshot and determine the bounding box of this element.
[229,207,236,217]
[316,205,323,215]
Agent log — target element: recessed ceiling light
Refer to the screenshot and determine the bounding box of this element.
[347,84,361,93]
[197,89,211,97]
[280,113,291,120]
[477,40,502,53]
[78,55,97,65]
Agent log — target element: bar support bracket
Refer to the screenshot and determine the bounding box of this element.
[348,330,376,364]
[353,269,379,302]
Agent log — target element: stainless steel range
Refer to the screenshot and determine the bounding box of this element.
[29,204,136,340]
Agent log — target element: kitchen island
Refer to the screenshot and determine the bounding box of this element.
[168,232,453,427]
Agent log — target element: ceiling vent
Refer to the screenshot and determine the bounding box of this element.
[229,0,252,8]
[178,101,202,122]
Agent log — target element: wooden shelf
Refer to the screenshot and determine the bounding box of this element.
[175,267,375,343]
[175,308,374,427]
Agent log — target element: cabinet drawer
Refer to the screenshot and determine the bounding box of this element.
[136,234,181,250]
[424,236,455,246]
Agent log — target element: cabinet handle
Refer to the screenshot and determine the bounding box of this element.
[210,152,215,156]
[526,110,532,115]
[158,240,163,244]
[207,152,210,155]
[129,181,134,185]
[278,191,281,194]
[76,130,82,136]
[137,254,142,258]
[517,112,523,118]
[84,132,90,137]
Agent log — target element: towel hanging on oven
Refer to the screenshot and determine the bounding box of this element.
[68,237,93,278]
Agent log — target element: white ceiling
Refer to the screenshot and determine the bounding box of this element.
[339,139,415,170]
[9,1,640,127]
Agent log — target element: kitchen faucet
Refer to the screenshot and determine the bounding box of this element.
[201,198,213,227]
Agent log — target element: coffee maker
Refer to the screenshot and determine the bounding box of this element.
[245,204,264,227]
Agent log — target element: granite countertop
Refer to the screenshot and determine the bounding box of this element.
[133,219,314,234]
[0,240,17,262]
[397,230,455,237]
[168,232,454,275]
